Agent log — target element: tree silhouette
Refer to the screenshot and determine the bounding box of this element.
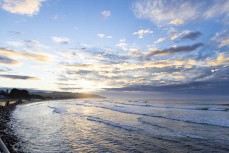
[9,88,30,99]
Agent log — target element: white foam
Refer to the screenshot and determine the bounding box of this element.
[95,105,229,128]
[48,106,67,114]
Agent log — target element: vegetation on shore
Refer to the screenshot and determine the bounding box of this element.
[0,88,44,100]
[0,88,104,101]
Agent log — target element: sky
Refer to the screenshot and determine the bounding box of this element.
[0,0,229,97]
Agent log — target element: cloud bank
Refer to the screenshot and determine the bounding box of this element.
[0,74,38,80]
[145,43,204,58]
[0,48,51,62]
[0,55,20,65]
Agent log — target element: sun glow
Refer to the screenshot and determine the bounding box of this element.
[79,80,94,88]
[78,80,105,92]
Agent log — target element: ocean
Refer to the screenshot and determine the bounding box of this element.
[9,98,229,152]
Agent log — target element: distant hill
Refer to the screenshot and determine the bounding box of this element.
[0,88,105,100]
[31,91,105,99]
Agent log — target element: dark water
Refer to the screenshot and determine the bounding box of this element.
[10,99,229,152]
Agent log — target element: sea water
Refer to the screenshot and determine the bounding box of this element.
[10,98,229,152]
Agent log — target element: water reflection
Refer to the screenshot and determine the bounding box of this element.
[11,99,229,152]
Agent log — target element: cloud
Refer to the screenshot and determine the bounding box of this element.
[6,40,49,51]
[101,10,111,18]
[204,0,229,19]
[63,58,199,74]
[1,0,45,16]
[0,48,50,62]
[56,82,78,86]
[154,37,166,43]
[107,81,229,95]
[97,33,112,39]
[133,0,196,25]
[6,41,24,47]
[133,29,153,38]
[0,67,12,72]
[219,38,229,47]
[115,39,140,54]
[52,43,228,94]
[211,30,229,47]
[116,39,128,51]
[207,53,229,66]
[115,59,200,71]
[0,55,20,65]
[59,87,83,90]
[180,31,202,40]
[8,31,23,35]
[58,45,130,66]
[59,47,229,93]
[145,43,204,58]
[52,36,70,44]
[56,41,229,95]
[168,31,202,41]
[169,18,184,25]
[0,74,38,80]
[67,70,93,75]
[65,64,94,70]
[169,32,182,41]
[133,0,229,25]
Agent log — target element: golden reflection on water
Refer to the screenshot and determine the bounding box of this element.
[61,106,98,152]
[10,99,229,152]
[60,104,126,152]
